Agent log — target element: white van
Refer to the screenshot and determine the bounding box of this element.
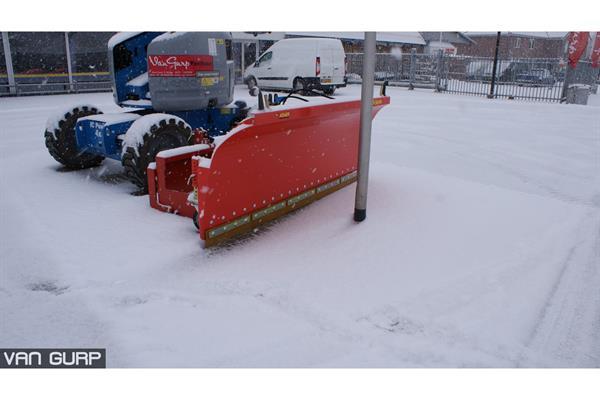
[243,38,346,95]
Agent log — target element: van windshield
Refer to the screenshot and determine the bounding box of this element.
[257,51,272,66]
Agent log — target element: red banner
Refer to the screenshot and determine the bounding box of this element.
[148,55,213,77]
[592,33,600,68]
[567,32,590,68]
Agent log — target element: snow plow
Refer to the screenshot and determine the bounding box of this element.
[148,93,390,247]
[42,30,390,247]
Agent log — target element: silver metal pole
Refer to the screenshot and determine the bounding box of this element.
[354,32,376,222]
[560,36,572,102]
[64,32,74,92]
[2,32,16,95]
[241,42,245,76]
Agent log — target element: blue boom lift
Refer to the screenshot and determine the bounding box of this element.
[44,32,248,192]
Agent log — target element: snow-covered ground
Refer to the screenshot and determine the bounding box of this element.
[1,86,599,367]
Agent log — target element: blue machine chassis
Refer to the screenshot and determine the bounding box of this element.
[75,106,246,161]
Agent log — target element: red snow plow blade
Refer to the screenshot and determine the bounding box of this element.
[148,95,390,247]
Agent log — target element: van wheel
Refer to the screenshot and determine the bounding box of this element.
[293,78,305,91]
[246,76,257,90]
[323,87,336,95]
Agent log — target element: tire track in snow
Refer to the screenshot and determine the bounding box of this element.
[462,152,599,208]
[348,210,590,366]
[84,197,588,366]
[517,243,579,365]
[390,129,600,208]
[95,274,511,366]
[517,211,600,367]
[209,281,514,366]
[0,194,126,365]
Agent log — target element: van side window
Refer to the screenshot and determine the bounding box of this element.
[257,51,272,66]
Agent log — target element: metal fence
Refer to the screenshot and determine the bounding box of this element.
[441,56,566,102]
[347,51,440,89]
[3,39,598,101]
[1,32,114,97]
[0,31,272,97]
[0,78,111,96]
[346,52,599,103]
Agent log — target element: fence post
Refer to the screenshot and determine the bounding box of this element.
[241,43,245,77]
[561,64,572,102]
[408,48,416,90]
[435,50,444,92]
[488,31,501,99]
[64,32,74,93]
[2,32,16,95]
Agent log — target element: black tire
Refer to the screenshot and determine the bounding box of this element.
[323,86,336,95]
[246,76,257,90]
[121,116,191,192]
[193,210,199,230]
[44,106,105,169]
[293,77,305,91]
[249,86,260,97]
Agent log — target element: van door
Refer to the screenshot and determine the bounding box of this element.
[331,45,345,85]
[318,42,335,85]
[254,50,273,86]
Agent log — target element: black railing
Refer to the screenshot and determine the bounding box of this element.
[345,52,598,104]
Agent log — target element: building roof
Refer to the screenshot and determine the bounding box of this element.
[232,32,285,41]
[420,32,475,45]
[286,32,426,46]
[464,32,567,40]
[427,41,457,50]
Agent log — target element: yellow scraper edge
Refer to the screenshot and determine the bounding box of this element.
[202,171,357,248]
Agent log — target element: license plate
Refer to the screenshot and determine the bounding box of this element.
[321,78,332,83]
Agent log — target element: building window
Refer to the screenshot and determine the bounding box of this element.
[0,34,6,75]
[529,38,535,49]
[0,34,7,95]
[6,32,70,94]
[8,32,67,76]
[67,32,114,82]
[515,37,521,48]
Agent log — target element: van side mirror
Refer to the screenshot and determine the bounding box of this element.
[254,61,259,67]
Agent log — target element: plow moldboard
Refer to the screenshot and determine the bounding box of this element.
[194,96,390,247]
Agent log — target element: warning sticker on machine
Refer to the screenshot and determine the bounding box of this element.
[197,71,220,86]
[200,76,219,86]
[148,55,213,77]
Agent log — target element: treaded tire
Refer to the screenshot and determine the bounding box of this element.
[246,76,257,90]
[193,210,199,230]
[44,106,105,169]
[121,117,191,193]
[293,77,305,91]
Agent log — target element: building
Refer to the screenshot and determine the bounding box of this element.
[419,32,475,55]
[286,32,426,53]
[456,32,568,59]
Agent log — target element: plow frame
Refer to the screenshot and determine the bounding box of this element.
[148,144,213,218]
